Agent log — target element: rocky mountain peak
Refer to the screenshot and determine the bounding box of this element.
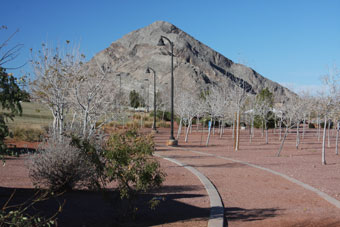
[88,21,295,102]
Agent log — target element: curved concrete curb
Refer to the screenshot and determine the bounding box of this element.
[184,149,340,210]
[154,153,224,227]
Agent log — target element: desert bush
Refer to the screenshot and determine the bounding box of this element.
[309,123,315,128]
[143,122,153,128]
[157,121,170,128]
[28,137,99,192]
[126,120,139,129]
[13,127,46,142]
[104,130,165,215]
[132,114,141,120]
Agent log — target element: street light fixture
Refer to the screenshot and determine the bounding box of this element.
[157,35,177,146]
[146,67,158,133]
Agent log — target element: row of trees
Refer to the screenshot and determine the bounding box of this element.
[170,65,340,165]
[30,42,120,140]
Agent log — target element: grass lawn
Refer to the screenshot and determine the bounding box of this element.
[3,102,53,130]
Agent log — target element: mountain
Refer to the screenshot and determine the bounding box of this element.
[87,21,294,101]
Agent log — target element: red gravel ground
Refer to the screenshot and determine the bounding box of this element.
[154,126,340,226]
[0,137,209,226]
[1,126,340,226]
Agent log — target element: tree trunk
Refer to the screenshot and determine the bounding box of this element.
[212,119,215,136]
[276,124,290,157]
[322,116,327,165]
[274,114,277,134]
[176,118,183,140]
[185,118,192,142]
[327,119,331,148]
[317,116,321,141]
[206,120,212,146]
[83,109,89,139]
[279,119,282,141]
[232,118,235,139]
[251,115,254,138]
[220,120,224,138]
[235,110,240,151]
[296,120,300,149]
[302,117,306,140]
[200,120,204,146]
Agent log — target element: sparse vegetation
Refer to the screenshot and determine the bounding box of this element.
[28,137,100,192]
[12,126,46,142]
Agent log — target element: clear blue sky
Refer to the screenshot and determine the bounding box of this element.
[2,0,340,93]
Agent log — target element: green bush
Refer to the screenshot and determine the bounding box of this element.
[320,121,333,129]
[149,110,171,121]
[309,123,315,128]
[104,130,165,215]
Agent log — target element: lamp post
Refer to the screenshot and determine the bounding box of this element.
[144,78,149,112]
[158,36,177,146]
[146,67,158,132]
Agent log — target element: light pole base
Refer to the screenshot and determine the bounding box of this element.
[166,139,178,146]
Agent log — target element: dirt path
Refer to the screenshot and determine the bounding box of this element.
[154,128,340,226]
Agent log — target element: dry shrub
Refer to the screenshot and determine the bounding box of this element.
[157,121,170,128]
[13,126,46,142]
[28,137,98,192]
[143,122,152,128]
[126,120,139,129]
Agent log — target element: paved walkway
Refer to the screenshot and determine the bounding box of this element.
[154,129,340,227]
[155,153,224,227]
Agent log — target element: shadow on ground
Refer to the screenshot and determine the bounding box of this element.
[225,206,283,225]
[0,185,210,227]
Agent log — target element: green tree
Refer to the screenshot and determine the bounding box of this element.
[257,87,274,107]
[255,88,274,143]
[129,90,144,109]
[0,67,23,156]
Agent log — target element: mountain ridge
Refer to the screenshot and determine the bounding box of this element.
[88,21,294,101]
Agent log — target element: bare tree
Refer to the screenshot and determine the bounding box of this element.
[230,85,248,151]
[276,96,300,157]
[319,64,340,164]
[70,61,117,139]
[30,42,82,141]
[0,26,24,68]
